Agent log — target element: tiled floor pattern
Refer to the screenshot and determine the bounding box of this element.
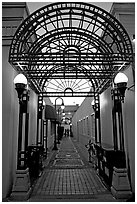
[29,138,117,201]
[32,168,106,196]
[56,151,80,158]
[53,158,84,167]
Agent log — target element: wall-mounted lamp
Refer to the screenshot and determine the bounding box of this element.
[37,96,46,149]
[55,97,65,110]
[91,99,99,112]
[113,72,128,103]
[14,73,28,103]
[91,95,101,145]
[12,73,31,199]
[13,73,29,170]
[39,99,46,110]
[111,72,128,152]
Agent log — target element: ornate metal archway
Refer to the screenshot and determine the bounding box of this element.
[9,2,133,97]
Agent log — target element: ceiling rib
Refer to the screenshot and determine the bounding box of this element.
[9,2,133,96]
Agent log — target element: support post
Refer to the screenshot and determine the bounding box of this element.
[111,167,132,199]
[43,120,48,158]
[52,119,58,150]
[111,83,132,199]
[11,86,31,201]
[11,168,31,201]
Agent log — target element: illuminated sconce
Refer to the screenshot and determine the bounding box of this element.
[13,73,30,169]
[91,99,99,111]
[39,99,46,109]
[14,73,28,103]
[61,101,65,110]
[12,75,31,199]
[113,72,128,102]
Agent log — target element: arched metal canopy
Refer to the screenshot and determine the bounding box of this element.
[9,2,133,97]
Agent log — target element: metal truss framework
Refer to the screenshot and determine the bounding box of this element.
[9,2,133,97]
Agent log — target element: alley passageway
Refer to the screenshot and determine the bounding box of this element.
[29,137,117,202]
[2,2,135,201]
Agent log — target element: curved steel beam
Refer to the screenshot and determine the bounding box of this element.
[9,2,133,95]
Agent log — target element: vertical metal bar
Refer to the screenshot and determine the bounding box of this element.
[52,98,58,150]
[36,96,39,145]
[24,112,29,151]
[118,103,125,152]
[40,118,43,145]
[38,119,41,145]
[98,109,101,146]
[54,120,57,148]
[95,113,97,144]
[112,107,118,150]
[94,94,101,146]
[57,122,60,143]
[45,120,48,157]
[24,112,29,168]
[116,112,120,150]
[17,104,23,170]
[42,120,44,147]
[24,97,29,168]
[53,120,58,150]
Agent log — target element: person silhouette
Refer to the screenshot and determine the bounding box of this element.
[85,140,94,163]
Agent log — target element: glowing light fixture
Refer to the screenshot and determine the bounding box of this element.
[14,74,28,102]
[114,72,128,85]
[114,72,128,102]
[61,101,65,110]
[14,73,27,85]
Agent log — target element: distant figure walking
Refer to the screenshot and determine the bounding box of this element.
[85,140,95,163]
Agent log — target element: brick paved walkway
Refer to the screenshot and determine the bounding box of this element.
[29,137,118,202]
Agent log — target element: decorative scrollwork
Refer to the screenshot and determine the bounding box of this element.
[9,2,133,95]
